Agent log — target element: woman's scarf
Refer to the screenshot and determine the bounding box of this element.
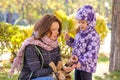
[9,35,58,75]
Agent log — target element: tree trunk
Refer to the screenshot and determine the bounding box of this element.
[109,0,120,72]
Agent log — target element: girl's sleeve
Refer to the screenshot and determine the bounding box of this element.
[79,35,100,67]
[25,45,52,77]
[66,37,75,48]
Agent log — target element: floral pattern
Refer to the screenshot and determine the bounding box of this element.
[67,5,100,73]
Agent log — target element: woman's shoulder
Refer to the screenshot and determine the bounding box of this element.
[25,44,36,49]
[34,45,60,52]
[25,44,60,52]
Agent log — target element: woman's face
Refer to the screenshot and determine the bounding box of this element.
[77,20,88,31]
[47,21,60,41]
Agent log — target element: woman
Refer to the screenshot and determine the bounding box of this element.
[9,14,74,80]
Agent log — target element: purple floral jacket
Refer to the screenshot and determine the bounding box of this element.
[67,28,100,73]
[66,5,100,73]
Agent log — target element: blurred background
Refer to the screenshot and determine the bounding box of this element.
[0,0,112,26]
[0,0,114,80]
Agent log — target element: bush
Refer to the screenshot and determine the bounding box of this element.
[0,22,33,62]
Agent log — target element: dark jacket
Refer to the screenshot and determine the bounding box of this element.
[18,44,61,80]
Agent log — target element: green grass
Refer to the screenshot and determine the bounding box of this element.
[105,71,120,80]
[98,53,109,62]
[94,76,103,80]
[0,61,18,80]
[93,71,120,80]
[0,71,18,80]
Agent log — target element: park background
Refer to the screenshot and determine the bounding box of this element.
[0,0,120,80]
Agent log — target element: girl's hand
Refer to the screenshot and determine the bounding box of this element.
[64,33,70,41]
[76,62,81,68]
[68,55,78,63]
[71,62,81,69]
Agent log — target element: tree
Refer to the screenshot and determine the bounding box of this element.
[109,0,120,72]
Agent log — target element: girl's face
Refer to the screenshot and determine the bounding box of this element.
[77,20,88,31]
[47,21,59,41]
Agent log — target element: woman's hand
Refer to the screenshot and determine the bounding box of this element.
[63,62,81,73]
[62,66,74,73]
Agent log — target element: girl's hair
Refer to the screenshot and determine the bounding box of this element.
[34,14,62,39]
[76,27,80,34]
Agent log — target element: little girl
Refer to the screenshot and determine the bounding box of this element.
[65,5,100,80]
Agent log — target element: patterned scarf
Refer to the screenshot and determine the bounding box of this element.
[9,35,58,75]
